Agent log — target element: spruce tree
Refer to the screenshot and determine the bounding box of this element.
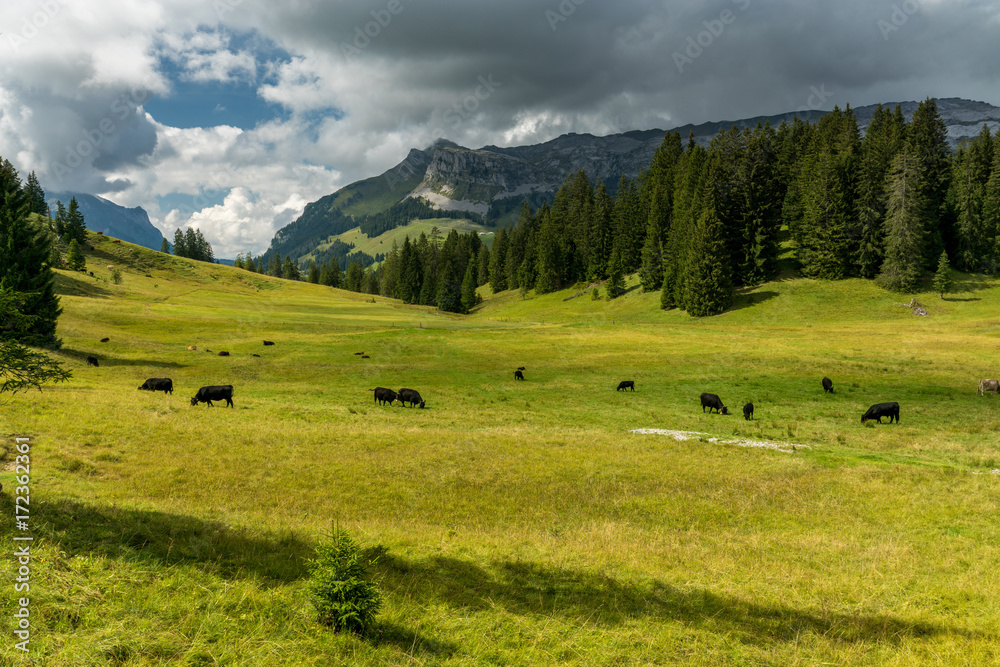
[54,201,68,239]
[933,251,952,298]
[436,259,463,312]
[587,183,613,281]
[307,260,320,284]
[534,206,562,294]
[606,247,626,299]
[489,228,509,292]
[639,187,666,292]
[461,259,480,312]
[283,256,301,281]
[907,98,952,266]
[65,197,87,245]
[0,160,62,347]
[855,104,905,277]
[269,253,283,277]
[345,260,363,291]
[476,245,490,286]
[878,148,929,292]
[172,229,186,257]
[952,125,995,272]
[24,172,48,217]
[160,238,170,254]
[683,207,733,317]
[66,239,86,271]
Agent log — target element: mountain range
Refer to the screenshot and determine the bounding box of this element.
[46,192,165,251]
[262,97,1000,267]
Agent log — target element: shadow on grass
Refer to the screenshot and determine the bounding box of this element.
[376,553,989,647]
[55,349,189,369]
[728,290,779,312]
[369,621,460,658]
[53,272,114,299]
[8,496,312,584]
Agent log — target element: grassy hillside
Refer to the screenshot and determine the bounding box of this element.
[303,217,492,265]
[2,233,1000,665]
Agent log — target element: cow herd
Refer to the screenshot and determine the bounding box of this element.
[369,387,426,408]
[696,379,903,423]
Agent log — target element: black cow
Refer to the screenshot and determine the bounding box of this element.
[822,377,834,393]
[190,385,234,407]
[263,340,275,346]
[743,402,754,420]
[138,378,173,394]
[617,380,635,391]
[514,370,525,380]
[397,387,425,408]
[100,337,110,343]
[861,402,899,424]
[700,392,728,414]
[370,387,397,406]
[86,356,99,367]
[251,353,261,357]
[218,351,230,357]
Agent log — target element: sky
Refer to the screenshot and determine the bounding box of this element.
[2,0,999,258]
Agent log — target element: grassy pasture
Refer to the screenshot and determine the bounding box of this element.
[2,233,1000,665]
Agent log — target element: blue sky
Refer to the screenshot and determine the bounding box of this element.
[2,0,999,258]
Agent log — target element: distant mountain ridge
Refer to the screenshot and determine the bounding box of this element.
[265,97,1000,265]
[46,192,165,251]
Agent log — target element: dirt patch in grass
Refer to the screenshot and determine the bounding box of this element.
[631,428,809,453]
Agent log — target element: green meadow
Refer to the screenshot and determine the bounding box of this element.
[2,233,1000,665]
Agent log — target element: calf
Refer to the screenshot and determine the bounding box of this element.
[100,337,110,343]
[617,380,635,391]
[361,354,370,359]
[743,402,754,420]
[514,370,525,380]
[138,378,173,394]
[217,351,230,357]
[978,379,999,396]
[700,392,728,415]
[861,402,899,424]
[263,340,275,346]
[822,377,834,393]
[86,356,99,367]
[190,385,234,407]
[370,387,397,406]
[397,387,425,408]
[251,353,261,357]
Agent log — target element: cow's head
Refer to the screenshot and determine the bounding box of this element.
[190,397,199,406]
[419,400,426,408]
[720,406,728,415]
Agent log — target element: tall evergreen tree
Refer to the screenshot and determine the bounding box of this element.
[933,251,952,298]
[878,148,929,292]
[606,247,626,299]
[64,196,87,245]
[489,227,509,292]
[638,186,666,291]
[66,239,86,271]
[307,260,320,284]
[345,260,363,291]
[461,258,480,312]
[951,125,996,271]
[683,207,733,317]
[172,229,186,257]
[587,183,613,281]
[476,245,490,286]
[983,129,1000,269]
[907,98,952,266]
[0,159,62,347]
[855,104,906,277]
[54,201,68,239]
[160,237,170,254]
[436,258,463,313]
[24,172,48,217]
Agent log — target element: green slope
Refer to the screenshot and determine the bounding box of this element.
[2,232,1000,665]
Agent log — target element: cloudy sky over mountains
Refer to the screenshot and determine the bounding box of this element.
[2,0,999,256]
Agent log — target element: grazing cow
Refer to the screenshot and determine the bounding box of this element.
[354,352,365,356]
[138,378,173,394]
[361,354,370,359]
[617,380,635,391]
[107,265,114,270]
[96,231,103,235]
[190,385,234,407]
[205,349,212,353]
[370,387,397,406]
[397,387,425,408]
[251,353,260,357]
[822,377,834,393]
[187,345,197,351]
[743,402,754,420]
[514,370,525,380]
[861,402,899,424]
[100,337,110,343]
[86,356,99,367]
[700,392,728,415]
[218,351,230,357]
[978,379,999,396]
[263,340,275,346]
[112,239,121,244]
